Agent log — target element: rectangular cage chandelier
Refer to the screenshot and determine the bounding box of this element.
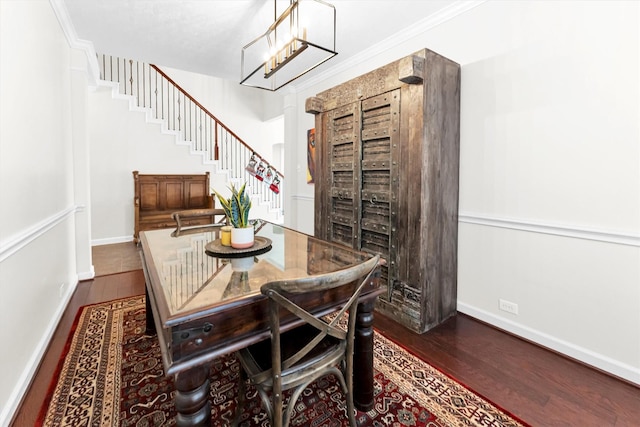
[241,0,337,91]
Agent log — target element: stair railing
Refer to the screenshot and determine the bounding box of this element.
[97,54,283,214]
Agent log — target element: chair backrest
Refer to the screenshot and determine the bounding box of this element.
[261,254,380,373]
[171,208,227,235]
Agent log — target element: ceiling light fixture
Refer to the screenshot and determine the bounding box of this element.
[241,0,337,91]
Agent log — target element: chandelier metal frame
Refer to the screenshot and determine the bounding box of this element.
[240,0,337,91]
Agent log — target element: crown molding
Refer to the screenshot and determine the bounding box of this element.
[294,0,487,92]
[49,0,100,86]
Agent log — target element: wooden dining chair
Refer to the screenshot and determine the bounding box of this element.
[233,254,380,427]
[171,208,227,236]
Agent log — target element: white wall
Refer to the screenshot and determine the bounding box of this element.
[0,0,88,423]
[285,1,639,384]
[162,66,285,164]
[89,70,285,244]
[89,85,214,243]
[1,6,637,427]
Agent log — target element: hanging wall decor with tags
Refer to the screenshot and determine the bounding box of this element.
[306,48,460,333]
[246,152,281,194]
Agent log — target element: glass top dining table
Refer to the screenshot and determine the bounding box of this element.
[139,219,382,426]
[141,219,375,321]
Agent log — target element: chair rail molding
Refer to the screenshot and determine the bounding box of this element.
[0,205,82,263]
[458,211,640,247]
[292,194,314,202]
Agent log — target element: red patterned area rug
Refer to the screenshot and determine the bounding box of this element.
[39,296,528,426]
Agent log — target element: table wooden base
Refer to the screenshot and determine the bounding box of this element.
[148,298,378,425]
[175,366,212,427]
[353,298,377,412]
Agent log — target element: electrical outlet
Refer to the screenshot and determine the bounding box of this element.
[499,299,518,315]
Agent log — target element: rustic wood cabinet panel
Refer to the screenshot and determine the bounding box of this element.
[306,49,460,333]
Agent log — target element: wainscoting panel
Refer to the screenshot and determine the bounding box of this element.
[456,214,640,386]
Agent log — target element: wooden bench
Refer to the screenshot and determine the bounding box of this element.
[133,171,215,243]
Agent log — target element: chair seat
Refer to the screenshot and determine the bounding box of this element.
[232,254,380,427]
[237,323,346,389]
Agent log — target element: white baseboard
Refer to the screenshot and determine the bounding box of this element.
[91,236,134,246]
[457,302,640,386]
[0,280,77,427]
[77,265,96,281]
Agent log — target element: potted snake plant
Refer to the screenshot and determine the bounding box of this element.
[214,182,254,248]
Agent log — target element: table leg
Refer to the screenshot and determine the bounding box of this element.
[353,298,376,412]
[145,286,156,335]
[174,364,211,426]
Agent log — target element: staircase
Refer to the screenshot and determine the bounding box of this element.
[97,54,283,223]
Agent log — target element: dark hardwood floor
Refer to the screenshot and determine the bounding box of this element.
[11,244,640,426]
[375,314,640,426]
[12,270,146,427]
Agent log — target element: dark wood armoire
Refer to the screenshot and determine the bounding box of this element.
[306,49,460,333]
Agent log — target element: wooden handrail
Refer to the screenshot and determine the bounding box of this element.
[149,64,283,179]
[97,54,284,217]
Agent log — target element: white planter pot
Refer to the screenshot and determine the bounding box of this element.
[231,226,254,249]
[231,256,255,271]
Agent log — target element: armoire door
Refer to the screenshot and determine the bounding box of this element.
[326,102,361,248]
[358,90,400,300]
[323,89,400,297]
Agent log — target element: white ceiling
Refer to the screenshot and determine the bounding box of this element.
[62,0,458,88]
